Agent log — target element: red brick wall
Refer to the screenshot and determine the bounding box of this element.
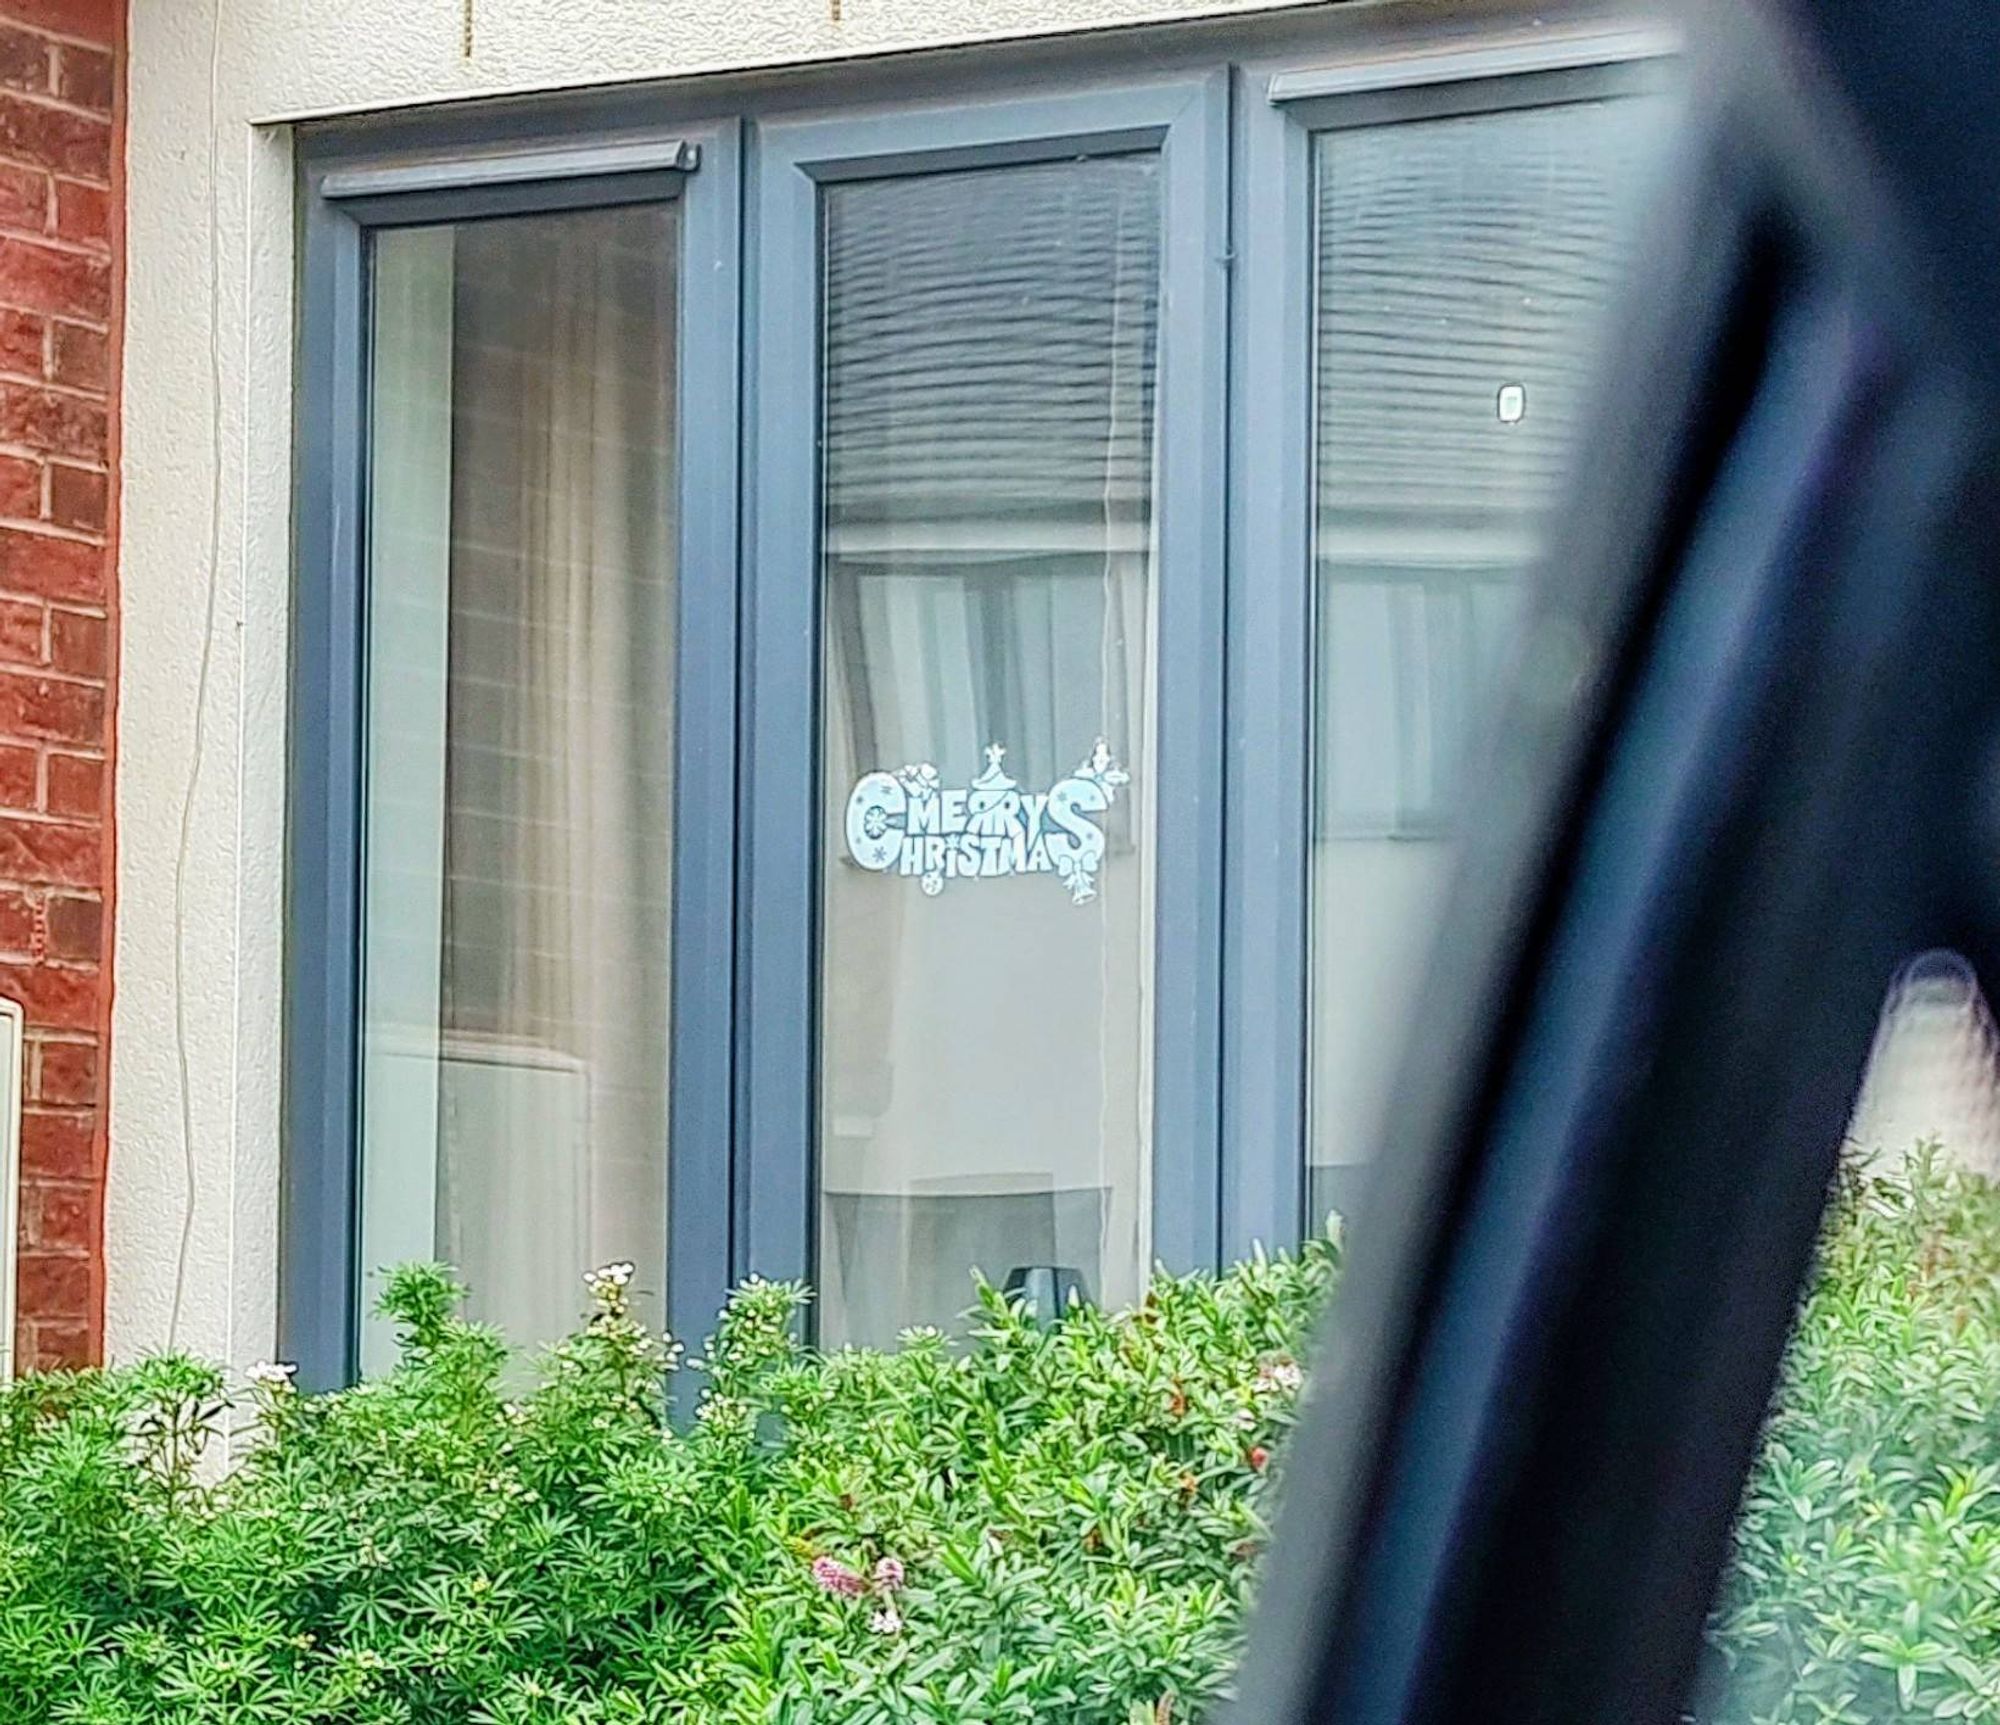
[0,0,119,1373]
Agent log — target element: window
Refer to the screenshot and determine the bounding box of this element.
[735,78,1226,1330]
[817,156,1162,1345]
[1302,82,1672,1233]
[1308,91,1665,840]
[287,18,1676,1383]
[355,208,678,1369]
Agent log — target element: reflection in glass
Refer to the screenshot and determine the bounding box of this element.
[358,207,677,1368]
[1307,97,1665,1231]
[817,157,1162,1347]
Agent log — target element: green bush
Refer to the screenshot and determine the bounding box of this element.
[11,1151,2000,1725]
[1702,1150,2000,1723]
[0,1244,1334,1725]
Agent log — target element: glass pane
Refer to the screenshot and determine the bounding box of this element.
[1307,96,1666,1231]
[358,206,677,1368]
[1700,953,2000,1722]
[817,156,1161,1347]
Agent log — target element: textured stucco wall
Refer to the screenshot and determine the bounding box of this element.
[110,0,1344,1371]
[110,5,286,1370]
[242,0,1314,120]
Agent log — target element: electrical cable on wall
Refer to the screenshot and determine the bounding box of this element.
[168,0,228,1349]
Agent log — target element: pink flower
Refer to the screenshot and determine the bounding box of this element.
[811,1556,867,1597]
[873,1556,906,1593]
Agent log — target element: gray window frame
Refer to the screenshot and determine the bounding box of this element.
[283,9,1676,1387]
[736,76,1230,1307]
[1222,31,1680,1263]
[285,118,742,1388]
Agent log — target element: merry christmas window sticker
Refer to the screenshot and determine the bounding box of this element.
[843,740,1130,903]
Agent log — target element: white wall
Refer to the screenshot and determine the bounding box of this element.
[109,0,1326,1370]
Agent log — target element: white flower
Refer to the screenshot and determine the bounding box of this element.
[697,1394,749,1427]
[1257,1360,1304,1396]
[869,1606,903,1636]
[246,1361,297,1388]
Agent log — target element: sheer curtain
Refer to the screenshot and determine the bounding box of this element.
[434,209,677,1351]
[355,205,677,1361]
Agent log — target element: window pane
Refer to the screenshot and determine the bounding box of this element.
[358,206,677,1368]
[1307,97,1664,1230]
[818,157,1161,1347]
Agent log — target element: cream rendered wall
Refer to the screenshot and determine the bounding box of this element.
[109,0,1330,1371]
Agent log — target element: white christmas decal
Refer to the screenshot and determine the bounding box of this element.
[844,740,1130,904]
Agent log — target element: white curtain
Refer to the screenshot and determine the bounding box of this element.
[432,208,677,1353]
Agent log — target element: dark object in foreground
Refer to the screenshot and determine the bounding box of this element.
[1233,2,2000,1721]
